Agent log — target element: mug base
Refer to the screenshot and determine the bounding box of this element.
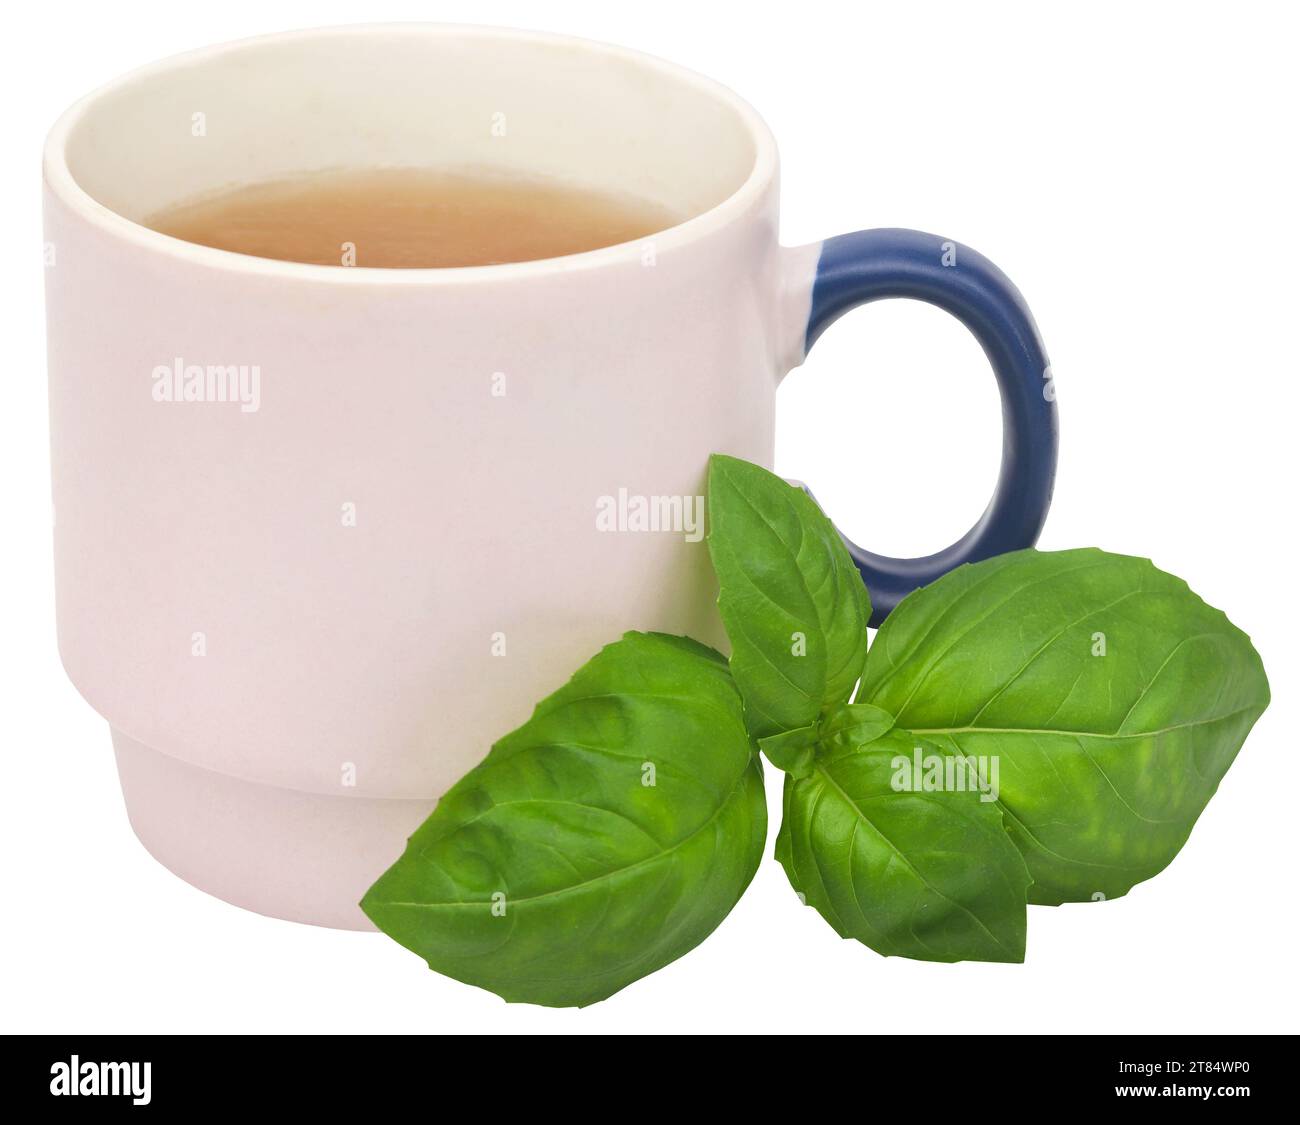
[110,728,435,931]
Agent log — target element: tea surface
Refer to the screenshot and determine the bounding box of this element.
[145,168,678,267]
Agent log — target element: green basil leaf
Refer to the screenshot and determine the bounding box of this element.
[758,703,896,779]
[860,548,1270,904]
[813,701,898,752]
[775,711,1031,963]
[706,454,870,739]
[756,725,820,779]
[360,632,766,1008]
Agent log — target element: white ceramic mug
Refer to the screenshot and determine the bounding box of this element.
[45,24,1056,929]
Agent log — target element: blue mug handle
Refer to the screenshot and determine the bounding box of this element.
[802,228,1058,626]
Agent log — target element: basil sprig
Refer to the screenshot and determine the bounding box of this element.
[708,455,1268,930]
[363,453,1269,1004]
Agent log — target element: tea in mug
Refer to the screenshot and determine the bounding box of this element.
[145,167,679,268]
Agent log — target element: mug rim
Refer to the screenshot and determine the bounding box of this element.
[42,22,780,286]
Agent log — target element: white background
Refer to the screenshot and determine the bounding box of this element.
[3,1,1296,1035]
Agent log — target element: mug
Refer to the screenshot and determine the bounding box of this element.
[44,24,1057,929]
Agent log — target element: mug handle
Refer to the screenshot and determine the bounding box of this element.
[798,227,1058,626]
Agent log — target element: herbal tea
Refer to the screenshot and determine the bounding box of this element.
[145,168,678,267]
